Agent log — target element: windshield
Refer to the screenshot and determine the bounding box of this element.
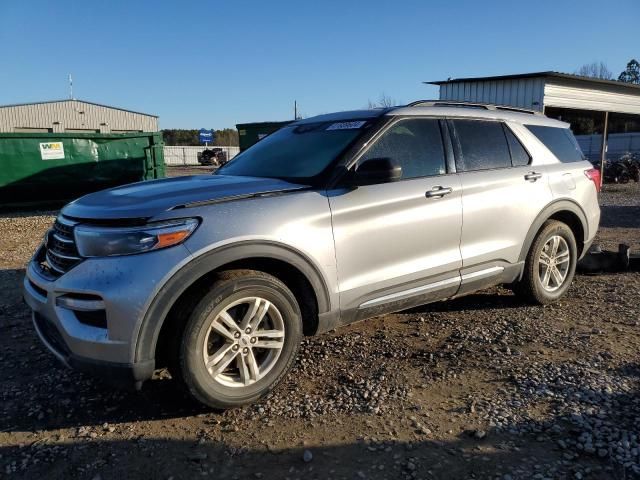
[218,120,371,181]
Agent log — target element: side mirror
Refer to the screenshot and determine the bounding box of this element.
[352,157,402,186]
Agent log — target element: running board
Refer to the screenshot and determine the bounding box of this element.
[358,276,460,310]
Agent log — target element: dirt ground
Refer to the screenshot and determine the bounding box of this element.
[1,181,639,480]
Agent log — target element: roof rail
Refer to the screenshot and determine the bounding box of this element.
[406,100,542,115]
[493,105,541,115]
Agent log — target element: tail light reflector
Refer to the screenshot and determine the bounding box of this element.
[584,168,601,193]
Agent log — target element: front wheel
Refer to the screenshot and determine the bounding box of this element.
[513,220,577,305]
[177,270,302,409]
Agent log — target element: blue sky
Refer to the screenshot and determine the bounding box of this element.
[1,0,638,129]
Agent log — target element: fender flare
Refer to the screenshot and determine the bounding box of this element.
[518,199,589,264]
[134,241,332,364]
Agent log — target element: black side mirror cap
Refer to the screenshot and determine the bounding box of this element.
[351,157,402,186]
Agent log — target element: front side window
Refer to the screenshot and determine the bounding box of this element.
[217,120,370,180]
[358,118,446,180]
[525,125,585,163]
[452,119,511,171]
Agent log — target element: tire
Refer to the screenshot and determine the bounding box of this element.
[177,269,302,409]
[512,220,578,305]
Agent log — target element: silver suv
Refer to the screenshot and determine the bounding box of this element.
[24,101,600,408]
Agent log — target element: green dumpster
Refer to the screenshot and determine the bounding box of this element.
[0,131,165,205]
[236,121,293,152]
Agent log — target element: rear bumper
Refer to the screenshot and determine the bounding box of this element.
[32,311,154,387]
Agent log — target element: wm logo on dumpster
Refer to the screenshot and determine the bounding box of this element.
[39,142,65,160]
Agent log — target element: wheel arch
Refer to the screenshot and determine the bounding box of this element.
[135,241,332,366]
[518,199,589,266]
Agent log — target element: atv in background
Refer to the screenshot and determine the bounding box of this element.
[197,148,229,167]
[593,153,640,184]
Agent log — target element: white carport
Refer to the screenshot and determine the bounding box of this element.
[427,72,640,170]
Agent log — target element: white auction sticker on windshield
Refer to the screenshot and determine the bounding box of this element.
[326,121,366,130]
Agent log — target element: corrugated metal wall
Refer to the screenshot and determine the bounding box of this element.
[0,100,158,133]
[164,146,240,165]
[544,79,640,115]
[438,78,545,111]
[438,76,640,116]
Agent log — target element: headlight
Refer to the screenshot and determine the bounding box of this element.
[74,218,199,257]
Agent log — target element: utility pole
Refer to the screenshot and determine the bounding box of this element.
[294,100,297,120]
[600,111,609,188]
[68,74,74,99]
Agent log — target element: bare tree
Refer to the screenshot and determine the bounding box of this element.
[574,62,613,80]
[367,93,399,108]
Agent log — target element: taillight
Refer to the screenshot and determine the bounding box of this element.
[584,168,601,193]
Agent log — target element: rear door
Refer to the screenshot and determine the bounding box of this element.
[328,117,463,318]
[449,118,553,293]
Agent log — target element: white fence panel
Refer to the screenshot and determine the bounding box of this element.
[575,133,640,162]
[164,146,240,166]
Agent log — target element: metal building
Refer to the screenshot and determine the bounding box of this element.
[428,72,640,114]
[0,99,159,133]
[427,72,640,163]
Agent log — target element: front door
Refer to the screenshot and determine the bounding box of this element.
[328,117,463,320]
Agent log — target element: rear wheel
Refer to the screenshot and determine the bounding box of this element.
[513,220,577,304]
[177,270,302,409]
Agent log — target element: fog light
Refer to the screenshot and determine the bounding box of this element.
[56,295,105,311]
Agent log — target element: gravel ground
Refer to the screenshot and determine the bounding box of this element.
[597,183,640,251]
[0,182,639,480]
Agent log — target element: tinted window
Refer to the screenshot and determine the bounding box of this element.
[525,125,585,163]
[452,120,511,171]
[359,119,446,180]
[218,120,368,180]
[504,126,531,166]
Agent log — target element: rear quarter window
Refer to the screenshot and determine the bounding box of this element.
[503,125,531,167]
[525,125,585,163]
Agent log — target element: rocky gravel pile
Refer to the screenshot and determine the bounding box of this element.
[243,335,412,419]
[478,359,640,477]
[0,211,55,269]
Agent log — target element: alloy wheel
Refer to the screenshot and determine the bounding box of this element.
[202,297,285,388]
[538,235,571,292]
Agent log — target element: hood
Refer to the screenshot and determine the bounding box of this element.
[61,174,309,220]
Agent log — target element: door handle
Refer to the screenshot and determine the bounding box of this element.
[425,186,453,198]
[524,171,543,182]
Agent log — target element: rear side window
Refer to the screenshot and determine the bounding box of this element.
[525,125,585,163]
[359,118,446,179]
[503,126,531,167]
[452,120,511,171]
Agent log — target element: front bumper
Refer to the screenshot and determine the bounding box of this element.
[23,243,192,386]
[32,311,154,385]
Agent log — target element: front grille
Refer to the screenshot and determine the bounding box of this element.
[43,216,82,276]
